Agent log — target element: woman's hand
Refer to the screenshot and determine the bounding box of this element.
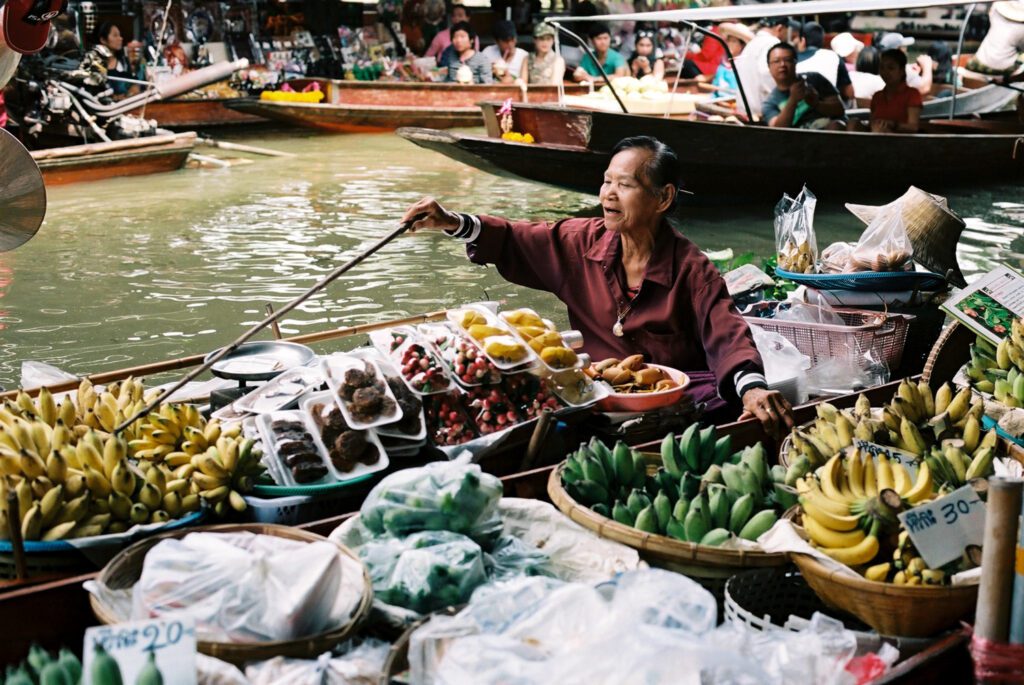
[402,197,460,233]
[739,388,795,438]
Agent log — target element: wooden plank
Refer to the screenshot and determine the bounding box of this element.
[30,133,196,161]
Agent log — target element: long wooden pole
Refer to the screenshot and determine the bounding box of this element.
[113,217,425,433]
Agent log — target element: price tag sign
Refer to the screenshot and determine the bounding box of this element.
[898,485,986,569]
[853,440,919,480]
[83,618,197,685]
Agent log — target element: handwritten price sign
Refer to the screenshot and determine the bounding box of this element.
[83,618,196,685]
[898,485,986,569]
[853,440,919,480]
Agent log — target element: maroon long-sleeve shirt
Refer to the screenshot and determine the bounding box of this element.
[465,215,764,405]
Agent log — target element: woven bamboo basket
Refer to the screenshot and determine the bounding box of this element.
[90,523,373,665]
[791,553,977,637]
[546,464,787,603]
[379,605,461,685]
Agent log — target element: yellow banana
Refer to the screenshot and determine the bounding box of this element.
[801,497,862,532]
[144,466,166,495]
[200,485,231,503]
[41,520,77,541]
[180,493,201,512]
[15,390,36,416]
[19,449,46,480]
[962,415,981,454]
[904,461,935,503]
[162,492,182,517]
[15,479,33,520]
[946,388,972,422]
[876,456,895,493]
[64,472,86,498]
[820,522,881,566]
[917,381,935,418]
[847,450,866,498]
[20,503,43,540]
[76,441,104,473]
[83,464,112,498]
[228,490,247,512]
[57,397,76,427]
[865,562,891,582]
[71,523,106,539]
[221,422,242,440]
[55,492,90,525]
[203,421,222,444]
[138,483,162,510]
[108,492,132,521]
[190,471,228,491]
[820,455,856,504]
[130,503,150,523]
[195,452,229,480]
[891,460,912,496]
[111,460,136,497]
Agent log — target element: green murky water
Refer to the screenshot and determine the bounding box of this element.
[1,127,1022,386]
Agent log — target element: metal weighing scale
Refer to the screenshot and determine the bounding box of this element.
[205,341,316,411]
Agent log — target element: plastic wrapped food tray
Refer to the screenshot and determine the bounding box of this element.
[320,354,404,431]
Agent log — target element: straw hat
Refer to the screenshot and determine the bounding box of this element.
[846,186,967,287]
[718,22,755,45]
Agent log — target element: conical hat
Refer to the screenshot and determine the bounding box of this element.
[846,186,967,287]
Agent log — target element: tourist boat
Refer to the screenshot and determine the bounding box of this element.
[222,79,592,133]
[129,97,267,129]
[397,100,1024,202]
[30,132,197,186]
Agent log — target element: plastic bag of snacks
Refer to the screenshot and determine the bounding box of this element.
[848,202,914,272]
[359,462,504,544]
[359,530,488,613]
[774,186,818,274]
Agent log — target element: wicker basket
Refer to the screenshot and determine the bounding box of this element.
[547,464,787,607]
[379,605,461,685]
[90,523,373,665]
[744,305,913,371]
[791,552,977,637]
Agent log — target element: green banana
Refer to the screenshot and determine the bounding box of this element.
[728,493,755,534]
[738,463,762,497]
[720,463,746,493]
[653,492,672,533]
[589,438,615,480]
[135,651,164,685]
[660,433,682,478]
[680,472,701,501]
[698,426,717,470]
[773,483,799,510]
[38,663,72,685]
[673,496,690,522]
[738,510,778,541]
[582,456,608,489]
[683,506,709,543]
[626,489,651,518]
[784,454,812,487]
[90,644,124,685]
[612,441,634,486]
[634,504,658,533]
[57,649,81,684]
[770,464,787,483]
[612,501,635,526]
[630,451,647,488]
[702,464,724,485]
[568,480,609,507]
[713,435,733,466]
[666,517,688,541]
[965,447,995,480]
[591,503,610,518]
[709,486,730,530]
[678,423,700,472]
[700,528,732,547]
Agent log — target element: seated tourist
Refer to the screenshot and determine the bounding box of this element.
[439,22,492,83]
[869,48,922,133]
[762,43,846,130]
[628,28,665,80]
[528,23,566,85]
[482,20,528,83]
[573,22,628,82]
[425,4,479,58]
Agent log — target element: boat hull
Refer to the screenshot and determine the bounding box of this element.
[398,102,1024,203]
[223,80,588,133]
[30,133,196,186]
[132,98,267,129]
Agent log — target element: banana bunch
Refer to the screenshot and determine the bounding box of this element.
[963,320,1024,406]
[863,529,978,585]
[186,426,262,516]
[561,426,783,548]
[128,401,206,462]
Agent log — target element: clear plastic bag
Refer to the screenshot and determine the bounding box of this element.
[484,535,553,581]
[359,461,504,544]
[773,291,845,326]
[820,242,856,274]
[848,202,914,272]
[359,530,488,614]
[130,532,365,643]
[748,325,810,404]
[774,186,818,274]
[245,639,391,685]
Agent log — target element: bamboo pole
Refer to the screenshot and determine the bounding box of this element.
[1,309,448,401]
[975,478,1024,642]
[197,138,295,158]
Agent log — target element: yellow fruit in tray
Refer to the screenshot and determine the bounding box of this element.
[540,347,578,368]
[485,338,528,363]
[528,331,565,353]
[504,309,545,327]
[467,324,507,341]
[459,310,488,328]
[516,325,549,340]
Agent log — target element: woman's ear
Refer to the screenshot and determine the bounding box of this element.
[659,184,676,212]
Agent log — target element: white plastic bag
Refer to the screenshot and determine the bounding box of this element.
[20,361,77,391]
[748,325,810,404]
[774,186,818,274]
[245,639,391,685]
[131,532,365,643]
[848,202,914,272]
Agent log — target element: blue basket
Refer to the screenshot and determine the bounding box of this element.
[0,509,206,554]
[775,268,947,292]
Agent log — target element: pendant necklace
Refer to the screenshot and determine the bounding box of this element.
[613,285,641,337]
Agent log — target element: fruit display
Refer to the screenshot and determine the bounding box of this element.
[449,307,532,369]
[590,355,678,393]
[424,393,477,446]
[783,380,998,489]
[382,377,425,438]
[372,328,453,395]
[462,386,522,436]
[482,336,530,366]
[499,373,561,419]
[499,308,579,370]
[962,318,1024,405]
[560,426,785,547]
[2,644,82,685]
[310,402,381,473]
[420,323,501,386]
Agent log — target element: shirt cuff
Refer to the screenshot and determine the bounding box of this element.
[442,213,481,242]
[735,370,768,398]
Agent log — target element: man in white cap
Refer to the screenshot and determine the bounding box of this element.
[967,1,1024,78]
[877,31,933,96]
[830,31,864,71]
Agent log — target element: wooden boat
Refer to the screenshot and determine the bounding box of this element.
[397,102,1024,202]
[29,133,197,186]
[222,79,590,133]
[130,98,267,129]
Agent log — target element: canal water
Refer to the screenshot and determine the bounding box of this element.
[1,128,1022,387]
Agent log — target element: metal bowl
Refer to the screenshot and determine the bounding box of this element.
[204,341,316,382]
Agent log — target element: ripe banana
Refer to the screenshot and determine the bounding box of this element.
[819,521,881,567]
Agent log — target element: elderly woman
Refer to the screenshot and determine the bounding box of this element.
[402,136,794,434]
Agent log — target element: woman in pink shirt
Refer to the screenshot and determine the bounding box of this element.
[402,137,794,434]
[425,4,479,58]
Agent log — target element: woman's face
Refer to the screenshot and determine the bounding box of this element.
[102,25,123,51]
[635,36,653,56]
[451,29,471,53]
[725,35,744,57]
[879,56,904,86]
[535,35,553,54]
[599,148,671,234]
